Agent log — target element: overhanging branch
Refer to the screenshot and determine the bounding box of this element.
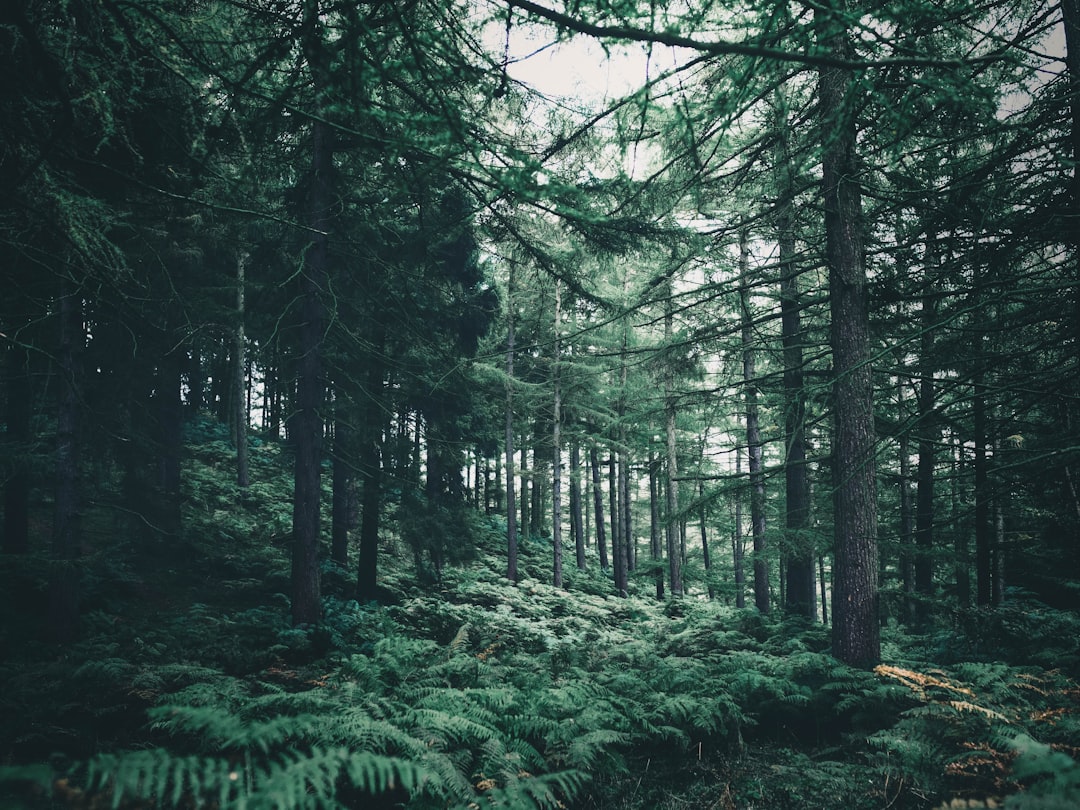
[507,0,995,71]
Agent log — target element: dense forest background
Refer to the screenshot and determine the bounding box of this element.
[2,0,1080,807]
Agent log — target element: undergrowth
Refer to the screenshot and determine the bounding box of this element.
[2,429,1079,809]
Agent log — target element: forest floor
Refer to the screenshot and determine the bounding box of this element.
[2,434,1080,809]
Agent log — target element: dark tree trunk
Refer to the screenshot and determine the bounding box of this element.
[505,265,518,583]
[664,290,683,598]
[570,442,585,570]
[50,283,82,643]
[331,396,352,568]
[356,426,382,601]
[740,231,768,613]
[289,99,331,625]
[914,279,936,627]
[778,190,813,618]
[819,0,879,667]
[590,444,608,570]
[530,444,544,538]
[974,378,992,607]
[610,453,627,595]
[898,423,917,626]
[552,281,563,589]
[618,446,632,577]
[355,317,388,601]
[519,446,529,544]
[699,477,714,600]
[733,424,746,609]
[650,453,664,600]
[234,253,249,489]
[3,346,31,554]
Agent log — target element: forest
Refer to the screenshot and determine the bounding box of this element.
[2,0,1080,807]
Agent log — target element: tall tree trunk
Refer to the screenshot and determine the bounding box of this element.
[289,55,332,625]
[993,486,1006,606]
[356,420,382,600]
[610,453,627,595]
[777,176,813,618]
[973,376,992,606]
[50,281,82,642]
[650,452,665,599]
[699,477,714,600]
[552,280,563,589]
[664,286,683,598]
[505,265,518,583]
[3,346,31,554]
[234,252,250,488]
[520,445,529,544]
[819,0,879,666]
[914,268,937,628]
[355,318,387,601]
[619,445,632,575]
[590,443,608,570]
[531,444,544,538]
[733,415,746,608]
[898,412,917,626]
[740,229,769,613]
[570,442,585,570]
[331,394,352,568]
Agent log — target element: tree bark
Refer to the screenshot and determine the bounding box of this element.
[552,280,563,589]
[733,415,746,609]
[974,377,992,607]
[590,443,608,569]
[819,0,879,666]
[650,452,665,599]
[740,229,769,613]
[234,252,249,489]
[664,287,683,598]
[699,477,714,600]
[331,395,352,568]
[505,266,518,583]
[289,56,331,625]
[570,442,585,570]
[777,169,813,618]
[914,265,936,628]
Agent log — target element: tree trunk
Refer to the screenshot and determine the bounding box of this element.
[234,252,250,489]
[505,265,518,583]
[898,416,917,626]
[650,452,665,599]
[289,89,331,626]
[664,288,683,598]
[590,443,608,570]
[974,377,992,607]
[914,272,936,628]
[819,0,879,667]
[552,280,563,589]
[618,445,632,575]
[777,175,813,618]
[610,453,627,595]
[740,229,769,613]
[331,396,352,568]
[733,417,746,609]
[520,446,529,544]
[570,442,585,570]
[50,282,82,643]
[699,477,714,600]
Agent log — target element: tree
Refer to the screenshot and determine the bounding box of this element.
[817,0,879,667]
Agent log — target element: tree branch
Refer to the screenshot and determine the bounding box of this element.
[506,0,995,70]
